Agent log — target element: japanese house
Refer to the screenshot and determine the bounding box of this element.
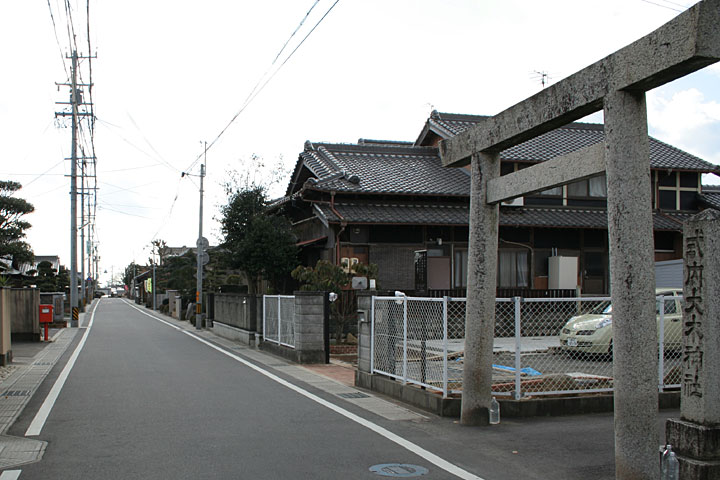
[275,111,720,296]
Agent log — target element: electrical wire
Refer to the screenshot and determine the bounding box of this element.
[150,176,184,242]
[651,0,692,9]
[638,0,685,12]
[97,204,152,219]
[95,117,172,169]
[183,0,342,174]
[46,0,70,79]
[126,113,180,173]
[241,0,321,109]
[63,0,79,56]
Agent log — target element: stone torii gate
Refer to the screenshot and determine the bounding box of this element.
[439,1,719,479]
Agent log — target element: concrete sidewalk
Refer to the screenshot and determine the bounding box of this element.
[0,306,92,470]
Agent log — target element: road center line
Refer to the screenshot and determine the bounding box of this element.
[126,301,485,480]
[25,301,99,437]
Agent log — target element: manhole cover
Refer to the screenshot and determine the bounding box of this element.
[369,464,429,477]
[337,392,370,399]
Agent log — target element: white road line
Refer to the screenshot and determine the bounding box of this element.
[126,301,485,480]
[25,301,99,437]
[0,470,22,480]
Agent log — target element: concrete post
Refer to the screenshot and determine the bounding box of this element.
[167,290,178,317]
[604,90,659,480]
[292,292,327,364]
[666,209,720,478]
[356,292,374,374]
[461,152,500,426]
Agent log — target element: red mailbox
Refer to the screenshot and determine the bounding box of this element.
[39,304,53,341]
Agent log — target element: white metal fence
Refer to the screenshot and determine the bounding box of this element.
[371,295,682,399]
[263,295,296,348]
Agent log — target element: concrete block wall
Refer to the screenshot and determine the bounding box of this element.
[214,293,259,331]
[0,288,13,365]
[5,288,40,342]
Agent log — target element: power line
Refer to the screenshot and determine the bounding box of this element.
[150,177,184,242]
[101,163,167,173]
[95,117,173,170]
[183,0,342,173]
[97,204,153,219]
[45,0,69,78]
[274,0,320,64]
[652,0,692,9]
[126,113,180,173]
[638,0,685,12]
[62,0,78,55]
[99,180,162,196]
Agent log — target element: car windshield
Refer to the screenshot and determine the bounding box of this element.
[592,303,612,314]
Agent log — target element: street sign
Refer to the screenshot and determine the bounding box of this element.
[200,252,210,266]
[196,236,209,249]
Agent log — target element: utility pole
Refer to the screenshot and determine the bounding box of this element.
[195,144,207,330]
[56,49,94,327]
[152,244,157,311]
[80,157,86,309]
[69,50,79,327]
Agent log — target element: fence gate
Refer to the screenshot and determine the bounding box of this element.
[263,295,295,348]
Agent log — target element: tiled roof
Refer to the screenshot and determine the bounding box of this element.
[284,112,717,201]
[300,143,470,196]
[421,111,719,172]
[315,202,689,231]
[699,185,720,209]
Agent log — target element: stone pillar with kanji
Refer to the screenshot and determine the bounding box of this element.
[666,209,720,478]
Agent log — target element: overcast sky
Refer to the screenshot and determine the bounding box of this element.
[1,0,718,286]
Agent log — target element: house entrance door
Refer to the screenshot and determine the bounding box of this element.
[582,251,606,294]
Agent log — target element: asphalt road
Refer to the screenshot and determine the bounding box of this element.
[7,298,677,479]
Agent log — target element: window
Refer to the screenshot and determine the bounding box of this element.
[527,175,606,206]
[454,249,468,288]
[654,231,675,252]
[497,250,529,288]
[539,186,563,196]
[656,171,700,211]
[567,181,587,197]
[588,176,607,197]
[568,176,607,198]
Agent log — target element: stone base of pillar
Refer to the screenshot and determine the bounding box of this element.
[666,418,720,478]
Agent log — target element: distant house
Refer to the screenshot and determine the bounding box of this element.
[1,255,61,276]
[19,255,61,275]
[275,111,720,296]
